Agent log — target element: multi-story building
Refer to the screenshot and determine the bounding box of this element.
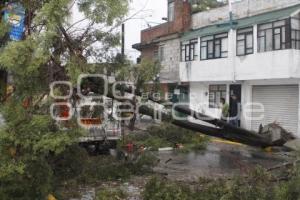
[133,0,191,101]
[180,0,300,135]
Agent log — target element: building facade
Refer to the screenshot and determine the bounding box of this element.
[133,0,191,101]
[180,0,300,135]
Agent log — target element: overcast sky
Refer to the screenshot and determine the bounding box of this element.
[125,0,168,61]
[71,0,167,62]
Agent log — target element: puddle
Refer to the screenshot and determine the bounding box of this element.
[154,142,287,181]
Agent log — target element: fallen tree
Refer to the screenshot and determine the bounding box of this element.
[91,82,296,148]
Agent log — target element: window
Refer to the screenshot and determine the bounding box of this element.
[181,39,198,61]
[159,45,165,61]
[201,33,228,60]
[291,16,300,49]
[153,50,159,61]
[258,19,291,52]
[168,1,175,22]
[237,27,253,56]
[209,85,227,108]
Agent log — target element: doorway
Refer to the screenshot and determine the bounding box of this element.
[230,84,241,102]
[229,84,242,127]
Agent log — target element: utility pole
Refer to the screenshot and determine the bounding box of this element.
[229,0,234,28]
[121,23,125,57]
[228,0,237,83]
[121,23,125,144]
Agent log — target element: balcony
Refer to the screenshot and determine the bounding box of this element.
[180,49,300,82]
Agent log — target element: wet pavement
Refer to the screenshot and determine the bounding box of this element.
[72,141,291,199]
[154,141,289,181]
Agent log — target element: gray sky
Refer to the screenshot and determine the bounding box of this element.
[71,0,167,62]
[125,0,168,61]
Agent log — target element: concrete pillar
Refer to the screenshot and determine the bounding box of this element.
[228,29,237,81]
[297,82,300,137]
[253,24,258,54]
[241,82,253,130]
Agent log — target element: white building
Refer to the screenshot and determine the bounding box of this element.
[179,0,300,135]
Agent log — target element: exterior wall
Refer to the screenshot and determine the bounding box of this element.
[182,0,300,136]
[192,0,300,29]
[135,0,192,86]
[179,23,300,83]
[189,80,300,136]
[140,45,158,60]
[141,0,191,44]
[235,49,300,80]
[160,38,181,83]
[189,82,223,119]
[180,49,300,82]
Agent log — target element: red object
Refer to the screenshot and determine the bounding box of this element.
[126,143,134,153]
[80,118,102,125]
[59,104,70,118]
[22,98,31,109]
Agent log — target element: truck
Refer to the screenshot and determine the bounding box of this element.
[76,96,122,154]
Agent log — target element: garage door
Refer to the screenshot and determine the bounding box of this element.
[251,85,299,134]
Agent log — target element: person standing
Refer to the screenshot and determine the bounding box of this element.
[229,94,239,127]
[220,98,229,122]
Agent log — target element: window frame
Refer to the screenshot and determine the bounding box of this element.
[236,27,254,56]
[153,50,159,61]
[168,1,175,22]
[209,85,227,109]
[181,38,198,62]
[257,18,291,52]
[291,16,300,50]
[200,32,228,60]
[158,45,165,62]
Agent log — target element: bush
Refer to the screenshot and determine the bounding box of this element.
[143,177,191,200]
[0,158,53,200]
[143,166,295,200]
[274,165,300,200]
[96,188,127,200]
[128,123,209,151]
[222,167,274,200]
[193,178,227,200]
[50,145,89,182]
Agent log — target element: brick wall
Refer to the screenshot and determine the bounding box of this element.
[141,0,191,44]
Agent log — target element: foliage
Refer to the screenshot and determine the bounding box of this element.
[222,167,274,200]
[52,149,158,199]
[0,0,129,199]
[274,164,300,200]
[50,145,89,182]
[193,178,227,200]
[118,59,160,90]
[190,0,227,13]
[127,123,209,151]
[143,163,300,200]
[143,176,192,200]
[96,188,127,200]
[0,158,53,200]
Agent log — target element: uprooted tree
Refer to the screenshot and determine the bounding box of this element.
[0,0,298,199]
[0,0,137,199]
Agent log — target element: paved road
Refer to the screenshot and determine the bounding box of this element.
[154,141,289,181]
